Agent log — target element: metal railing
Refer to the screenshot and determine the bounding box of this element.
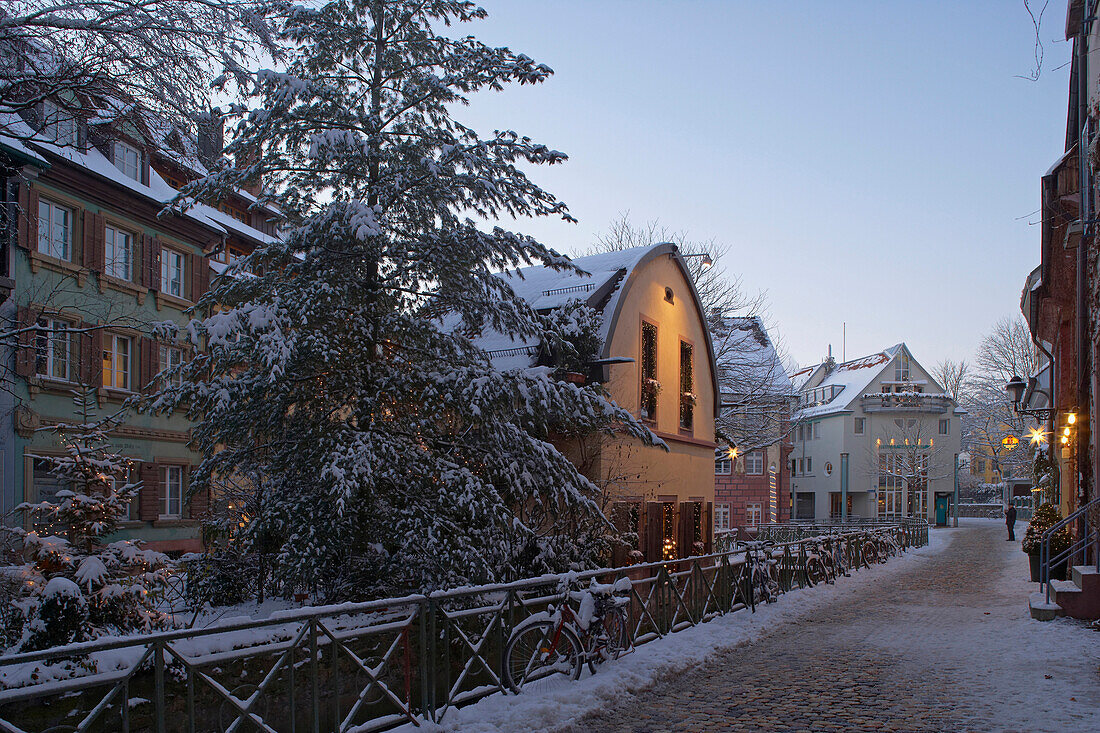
[0,525,923,732]
[757,518,928,545]
[1041,495,1100,604]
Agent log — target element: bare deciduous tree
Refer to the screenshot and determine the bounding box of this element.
[0,1,276,144]
[933,358,970,402]
[590,213,793,451]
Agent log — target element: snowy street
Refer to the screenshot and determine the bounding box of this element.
[568,521,1100,733]
[419,521,1100,733]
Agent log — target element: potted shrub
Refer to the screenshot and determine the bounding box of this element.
[1022,502,1071,581]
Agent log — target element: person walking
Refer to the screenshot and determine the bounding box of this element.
[1006,504,1017,541]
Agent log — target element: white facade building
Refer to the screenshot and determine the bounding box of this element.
[788,344,963,524]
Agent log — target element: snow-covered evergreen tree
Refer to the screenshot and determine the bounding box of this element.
[152,0,658,598]
[2,388,170,650]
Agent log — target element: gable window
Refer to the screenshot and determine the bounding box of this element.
[161,248,185,298]
[42,100,78,146]
[159,345,184,387]
[35,318,70,381]
[679,340,694,431]
[939,418,949,435]
[113,141,142,181]
[745,450,764,475]
[895,353,910,382]
[105,225,133,280]
[715,457,732,475]
[161,465,184,519]
[640,321,658,421]
[102,334,131,390]
[37,198,72,260]
[854,417,866,435]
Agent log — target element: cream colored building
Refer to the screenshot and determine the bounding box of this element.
[480,243,719,559]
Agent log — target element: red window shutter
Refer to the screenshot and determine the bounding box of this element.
[81,326,103,387]
[82,211,105,272]
[16,184,30,249]
[148,237,162,293]
[188,482,209,520]
[21,188,39,251]
[141,337,158,393]
[138,462,160,521]
[188,252,199,301]
[14,306,36,377]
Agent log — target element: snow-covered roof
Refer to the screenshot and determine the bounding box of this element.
[466,246,652,359]
[714,316,792,398]
[461,243,721,416]
[793,344,905,420]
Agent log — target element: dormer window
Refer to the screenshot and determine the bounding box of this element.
[42,100,78,146]
[113,141,142,181]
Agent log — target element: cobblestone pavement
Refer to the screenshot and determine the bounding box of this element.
[562,523,1100,733]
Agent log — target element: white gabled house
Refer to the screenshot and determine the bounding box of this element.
[788,344,963,524]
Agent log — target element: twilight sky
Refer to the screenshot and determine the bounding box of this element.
[458,1,1071,372]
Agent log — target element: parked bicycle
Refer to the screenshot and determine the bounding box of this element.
[739,540,780,606]
[503,577,632,693]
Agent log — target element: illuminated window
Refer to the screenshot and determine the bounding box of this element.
[102,334,131,390]
[746,503,762,528]
[714,504,730,531]
[640,321,657,421]
[679,340,694,431]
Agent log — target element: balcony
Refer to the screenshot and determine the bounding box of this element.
[860,392,953,414]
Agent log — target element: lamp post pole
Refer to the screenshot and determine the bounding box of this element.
[953,452,959,528]
[840,452,849,522]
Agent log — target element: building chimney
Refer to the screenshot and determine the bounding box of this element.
[196,112,224,169]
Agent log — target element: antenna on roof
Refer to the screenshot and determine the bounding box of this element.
[828,344,832,359]
[843,322,846,362]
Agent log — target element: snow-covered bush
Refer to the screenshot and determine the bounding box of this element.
[181,553,253,608]
[1022,502,1070,556]
[2,388,171,651]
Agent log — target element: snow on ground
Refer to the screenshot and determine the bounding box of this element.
[395,531,954,733]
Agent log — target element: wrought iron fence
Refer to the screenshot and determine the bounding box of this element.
[756,518,929,545]
[0,525,924,732]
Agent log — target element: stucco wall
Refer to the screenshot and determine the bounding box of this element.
[600,253,716,504]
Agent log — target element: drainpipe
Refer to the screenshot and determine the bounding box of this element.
[1076,4,1093,553]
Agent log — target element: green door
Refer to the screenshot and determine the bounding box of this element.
[934,494,949,526]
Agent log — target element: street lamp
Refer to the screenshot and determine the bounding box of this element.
[672,251,713,269]
[1005,375,1057,421]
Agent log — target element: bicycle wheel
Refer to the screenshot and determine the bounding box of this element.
[503,619,583,693]
[862,541,879,566]
[805,557,827,586]
[587,607,630,673]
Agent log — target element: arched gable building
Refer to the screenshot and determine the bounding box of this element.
[477,243,719,562]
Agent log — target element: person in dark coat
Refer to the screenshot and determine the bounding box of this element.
[1006,504,1017,541]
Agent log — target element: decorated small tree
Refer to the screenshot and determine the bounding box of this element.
[2,387,171,651]
[1022,502,1070,558]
